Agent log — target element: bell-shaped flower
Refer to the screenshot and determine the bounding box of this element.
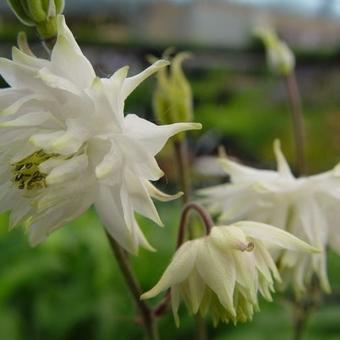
[141,222,318,325]
[0,15,201,254]
[199,140,340,296]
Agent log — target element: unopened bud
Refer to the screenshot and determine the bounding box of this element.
[254,26,295,76]
[7,0,65,40]
[151,51,194,140]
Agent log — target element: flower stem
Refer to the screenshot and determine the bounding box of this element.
[292,301,309,340]
[105,232,159,340]
[173,140,191,204]
[177,202,214,248]
[284,72,306,176]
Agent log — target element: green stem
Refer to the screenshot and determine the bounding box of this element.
[173,140,191,204]
[106,232,159,340]
[173,139,208,340]
[285,72,306,176]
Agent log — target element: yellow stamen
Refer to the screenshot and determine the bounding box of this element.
[11,150,57,190]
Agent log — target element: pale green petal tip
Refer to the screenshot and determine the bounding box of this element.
[153,59,171,68]
[190,122,202,130]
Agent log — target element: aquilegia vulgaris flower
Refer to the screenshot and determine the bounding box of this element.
[199,140,340,296]
[141,221,318,325]
[0,15,201,254]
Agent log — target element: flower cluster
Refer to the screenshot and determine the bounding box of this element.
[0,15,201,254]
[142,221,318,325]
[199,140,340,296]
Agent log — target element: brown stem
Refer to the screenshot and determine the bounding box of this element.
[177,202,214,248]
[105,232,159,340]
[292,299,311,340]
[285,72,306,176]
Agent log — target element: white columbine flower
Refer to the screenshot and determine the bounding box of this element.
[0,15,201,254]
[141,222,318,325]
[199,140,340,296]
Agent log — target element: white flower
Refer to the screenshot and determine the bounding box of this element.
[141,222,318,325]
[0,15,201,254]
[199,140,340,295]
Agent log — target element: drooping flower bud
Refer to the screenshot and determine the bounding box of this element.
[7,0,65,40]
[141,222,319,326]
[254,27,295,76]
[151,50,193,141]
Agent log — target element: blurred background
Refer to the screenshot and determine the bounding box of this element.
[0,0,340,339]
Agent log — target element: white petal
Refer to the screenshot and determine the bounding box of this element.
[51,15,95,89]
[234,221,320,252]
[0,111,53,127]
[118,135,164,180]
[123,170,163,226]
[195,239,236,316]
[12,47,49,69]
[144,181,183,202]
[218,156,277,184]
[29,196,92,246]
[101,66,129,118]
[141,240,199,299]
[37,67,81,95]
[124,113,202,156]
[0,94,47,116]
[122,60,170,100]
[273,139,293,178]
[46,155,88,185]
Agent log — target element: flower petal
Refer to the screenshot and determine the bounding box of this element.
[234,221,320,253]
[122,60,169,100]
[51,15,95,89]
[124,113,201,156]
[141,240,199,299]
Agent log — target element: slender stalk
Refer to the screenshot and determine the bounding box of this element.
[105,232,159,340]
[173,140,191,204]
[173,138,208,339]
[292,301,309,340]
[285,72,306,176]
[177,202,214,248]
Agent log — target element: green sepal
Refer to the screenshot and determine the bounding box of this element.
[6,0,35,26]
[26,0,47,23]
[36,16,57,39]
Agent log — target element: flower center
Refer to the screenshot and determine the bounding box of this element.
[11,150,56,190]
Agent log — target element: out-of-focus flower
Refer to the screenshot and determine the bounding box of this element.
[0,15,201,254]
[254,27,295,76]
[7,0,65,39]
[151,51,193,137]
[141,222,318,325]
[199,140,340,296]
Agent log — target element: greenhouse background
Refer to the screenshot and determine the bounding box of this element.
[0,0,340,339]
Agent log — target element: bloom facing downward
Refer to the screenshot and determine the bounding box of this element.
[141,222,318,326]
[0,15,201,254]
[199,140,340,296]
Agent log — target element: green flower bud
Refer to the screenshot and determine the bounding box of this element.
[152,51,194,130]
[254,26,295,76]
[6,0,65,40]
